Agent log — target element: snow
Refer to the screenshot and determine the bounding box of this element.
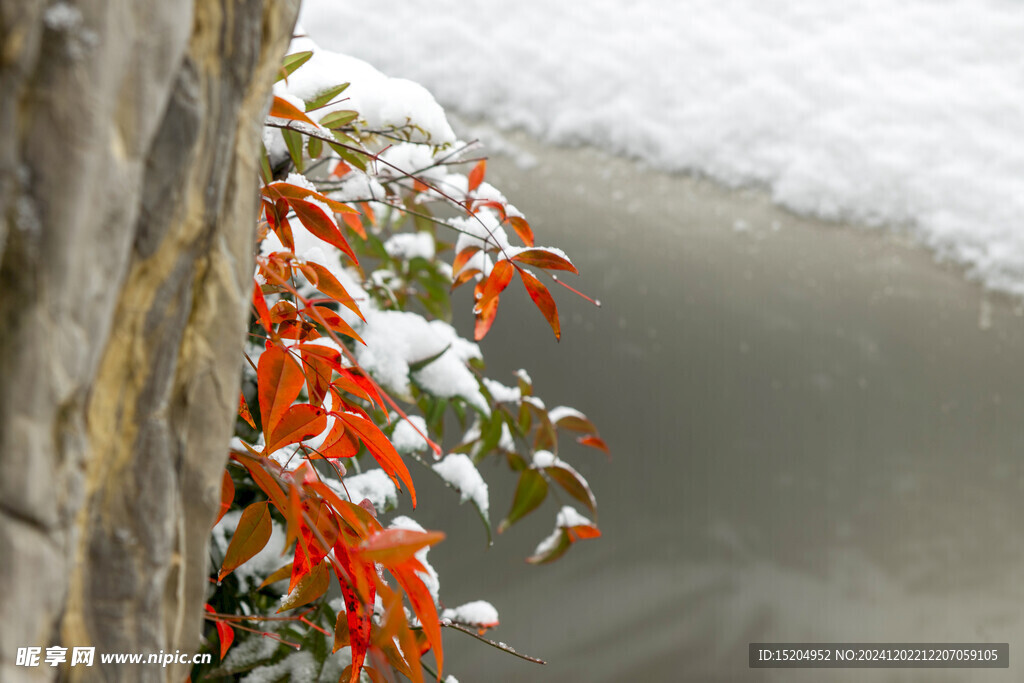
[276,36,455,146]
[431,454,489,517]
[384,231,435,261]
[391,415,430,454]
[441,600,499,627]
[356,310,487,412]
[330,468,398,514]
[556,506,592,529]
[241,650,316,683]
[531,450,557,468]
[483,378,520,403]
[390,515,441,603]
[302,0,1024,297]
[547,406,586,424]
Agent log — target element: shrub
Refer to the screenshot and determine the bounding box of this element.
[195,41,606,682]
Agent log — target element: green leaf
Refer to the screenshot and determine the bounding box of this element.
[276,51,313,83]
[320,109,360,129]
[219,501,272,581]
[282,127,305,172]
[498,468,548,533]
[307,135,322,160]
[306,82,350,111]
[408,344,451,372]
[328,140,367,173]
[545,464,597,517]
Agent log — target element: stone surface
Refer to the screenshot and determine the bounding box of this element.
[0,1,298,680]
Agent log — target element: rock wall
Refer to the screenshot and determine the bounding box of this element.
[0,1,298,680]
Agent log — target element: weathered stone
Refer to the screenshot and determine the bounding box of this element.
[0,1,298,680]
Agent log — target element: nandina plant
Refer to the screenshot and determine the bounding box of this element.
[195,43,607,682]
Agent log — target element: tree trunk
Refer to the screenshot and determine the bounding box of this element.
[0,1,298,680]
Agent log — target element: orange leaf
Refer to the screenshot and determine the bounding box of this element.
[219,501,272,581]
[289,199,359,263]
[451,267,480,292]
[266,404,327,453]
[238,392,256,429]
[452,246,481,276]
[236,455,289,514]
[568,524,602,541]
[510,248,578,274]
[473,294,500,341]
[301,262,364,321]
[338,413,416,507]
[392,566,443,675]
[263,181,357,215]
[306,305,364,344]
[357,528,445,565]
[577,434,610,454]
[205,605,235,660]
[252,280,272,332]
[257,345,306,436]
[278,561,330,612]
[269,95,316,126]
[519,269,561,341]
[216,469,235,526]
[467,158,486,193]
[477,259,514,310]
[340,210,368,239]
[509,216,535,247]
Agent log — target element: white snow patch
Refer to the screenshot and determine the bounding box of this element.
[303,0,1024,297]
[391,415,430,455]
[384,232,436,261]
[331,469,398,514]
[432,454,489,517]
[441,600,499,627]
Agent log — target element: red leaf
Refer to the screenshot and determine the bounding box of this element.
[467,159,486,193]
[269,95,316,126]
[263,181,357,215]
[257,345,306,437]
[219,501,273,581]
[236,455,289,514]
[511,248,578,274]
[577,435,610,454]
[238,392,256,429]
[205,605,235,660]
[477,259,514,310]
[392,566,443,675]
[305,305,364,344]
[452,246,480,276]
[357,528,445,565]
[473,294,500,341]
[266,404,327,453]
[451,267,480,292]
[216,469,235,526]
[289,199,359,264]
[518,269,561,341]
[252,280,272,332]
[509,216,535,247]
[567,524,602,541]
[301,261,364,321]
[340,210,368,240]
[338,413,416,507]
